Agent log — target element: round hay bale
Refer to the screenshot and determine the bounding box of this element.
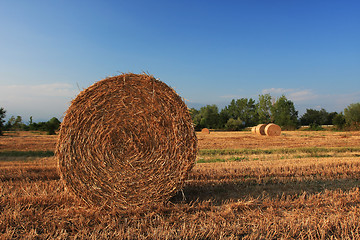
[56,73,198,209]
[251,126,256,134]
[265,123,281,136]
[256,124,267,135]
[201,128,210,134]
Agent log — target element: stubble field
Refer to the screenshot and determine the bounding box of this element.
[1,130,360,239]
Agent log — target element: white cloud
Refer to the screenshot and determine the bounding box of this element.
[288,90,318,102]
[262,88,294,95]
[321,91,360,111]
[0,83,78,121]
[261,88,318,102]
[260,88,360,114]
[1,83,78,97]
[220,94,243,99]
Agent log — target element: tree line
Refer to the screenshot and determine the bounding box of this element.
[0,107,60,136]
[190,94,360,131]
[1,97,360,136]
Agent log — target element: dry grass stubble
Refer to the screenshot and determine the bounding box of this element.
[2,131,360,238]
[2,146,360,238]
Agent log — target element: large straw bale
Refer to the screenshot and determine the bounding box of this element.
[256,124,267,135]
[56,73,197,209]
[265,123,281,136]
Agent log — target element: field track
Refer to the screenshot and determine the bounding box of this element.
[1,131,360,239]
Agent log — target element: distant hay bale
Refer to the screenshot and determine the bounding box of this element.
[256,124,267,135]
[251,126,256,134]
[265,123,281,136]
[201,128,210,134]
[56,73,198,209]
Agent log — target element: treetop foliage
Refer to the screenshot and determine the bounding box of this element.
[257,94,272,124]
[190,97,360,131]
[0,107,6,136]
[270,95,298,130]
[0,109,61,135]
[1,100,360,135]
[344,103,360,130]
[191,94,300,130]
[300,108,337,127]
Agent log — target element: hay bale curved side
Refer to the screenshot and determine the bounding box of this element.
[56,73,198,209]
[201,128,210,134]
[256,124,267,135]
[251,126,256,134]
[265,123,281,136]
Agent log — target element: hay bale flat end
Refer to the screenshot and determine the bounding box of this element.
[56,73,198,209]
[265,123,282,136]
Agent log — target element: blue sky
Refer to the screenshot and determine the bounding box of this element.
[0,0,359,122]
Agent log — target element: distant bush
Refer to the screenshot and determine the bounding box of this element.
[332,113,346,130]
[344,103,360,129]
[46,117,61,135]
[225,118,245,131]
[0,107,5,136]
[308,123,324,131]
[4,116,61,134]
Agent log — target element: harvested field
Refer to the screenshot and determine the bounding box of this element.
[0,131,56,151]
[2,130,360,151]
[1,130,360,238]
[198,130,360,149]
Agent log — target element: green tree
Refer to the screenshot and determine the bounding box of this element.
[332,113,346,130]
[225,117,244,130]
[28,116,37,130]
[191,105,220,130]
[221,98,258,128]
[189,108,199,120]
[5,116,15,130]
[46,117,61,135]
[189,108,201,130]
[4,115,27,131]
[326,112,338,125]
[344,103,360,127]
[200,105,220,129]
[0,107,6,136]
[31,121,48,131]
[300,108,329,126]
[13,116,24,130]
[218,110,230,129]
[271,95,299,129]
[257,94,272,124]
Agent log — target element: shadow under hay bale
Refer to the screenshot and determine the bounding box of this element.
[56,73,198,209]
